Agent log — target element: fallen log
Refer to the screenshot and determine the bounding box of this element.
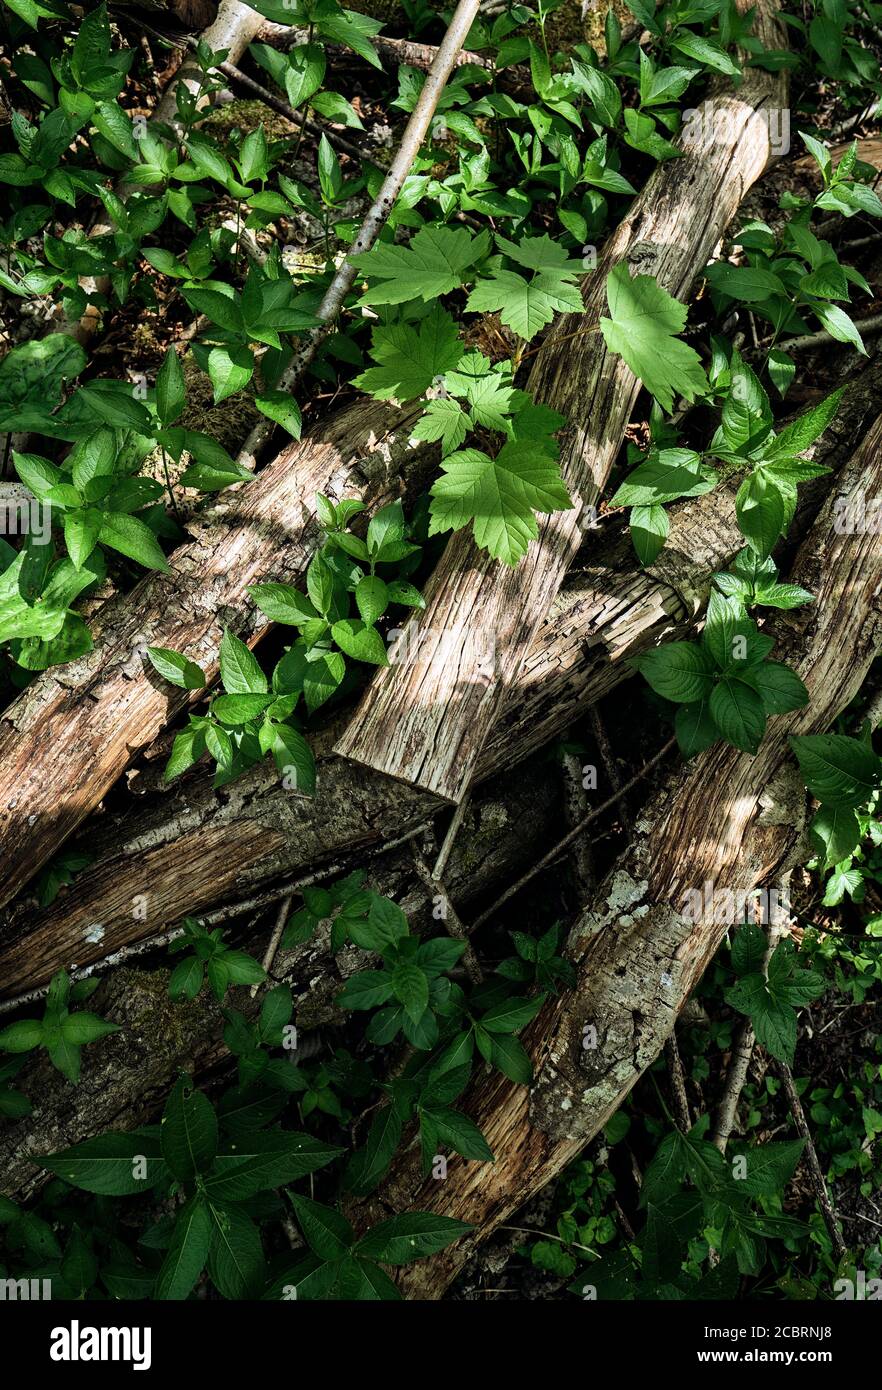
[0,397,425,911]
[354,414,882,1297]
[0,759,559,1202]
[5,405,878,1217]
[4,347,877,993]
[0,486,734,993]
[334,0,789,803]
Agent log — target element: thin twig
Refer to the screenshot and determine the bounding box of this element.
[252,891,294,996]
[235,0,483,471]
[711,914,787,1152]
[770,313,882,354]
[432,786,473,881]
[665,1032,691,1133]
[470,737,678,930]
[411,846,484,983]
[774,1060,849,1263]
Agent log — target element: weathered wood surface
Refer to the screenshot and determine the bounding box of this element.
[4,344,876,995]
[0,763,559,1202]
[334,0,789,802]
[352,415,882,1297]
[0,484,735,994]
[0,398,424,911]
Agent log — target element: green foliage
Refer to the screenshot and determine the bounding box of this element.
[725,927,825,1065]
[633,590,808,756]
[167,919,266,1003]
[154,495,423,789]
[0,969,119,1084]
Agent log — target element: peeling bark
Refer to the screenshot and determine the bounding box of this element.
[351,412,882,1297]
[0,398,425,910]
[334,0,789,803]
[5,346,874,996]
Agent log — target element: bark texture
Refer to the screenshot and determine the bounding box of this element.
[0,761,558,1202]
[5,349,876,994]
[354,413,882,1297]
[0,398,424,910]
[334,0,789,802]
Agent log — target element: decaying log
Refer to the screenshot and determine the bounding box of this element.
[0,398,425,911]
[334,0,790,803]
[0,760,559,1202]
[4,350,877,995]
[355,414,882,1297]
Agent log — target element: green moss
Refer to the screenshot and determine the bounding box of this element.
[201,99,296,141]
[179,354,260,453]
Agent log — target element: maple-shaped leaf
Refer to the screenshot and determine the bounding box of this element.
[351,226,491,306]
[443,352,517,431]
[493,233,584,275]
[599,262,708,412]
[352,306,463,401]
[410,398,469,456]
[428,440,572,565]
[467,268,583,340]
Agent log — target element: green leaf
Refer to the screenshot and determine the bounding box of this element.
[740,661,808,716]
[735,1140,805,1196]
[428,1107,495,1163]
[353,305,463,402]
[670,31,739,74]
[36,1133,168,1195]
[735,472,785,557]
[169,956,205,1002]
[161,1075,218,1181]
[0,1018,44,1053]
[352,226,489,306]
[268,722,315,793]
[790,733,880,807]
[355,575,387,625]
[212,692,272,725]
[303,650,346,713]
[207,1202,265,1299]
[763,388,845,461]
[810,804,862,866]
[254,391,302,439]
[429,441,572,565]
[155,1196,211,1300]
[600,263,708,412]
[466,266,582,341]
[289,1193,354,1261]
[481,993,545,1034]
[248,582,318,625]
[709,677,766,753]
[331,618,389,665]
[391,963,430,1025]
[59,1012,119,1045]
[98,513,169,571]
[219,628,268,694]
[632,642,715,703]
[207,345,254,404]
[488,1033,533,1083]
[354,1213,471,1265]
[204,1133,343,1201]
[630,503,669,565]
[147,646,206,690]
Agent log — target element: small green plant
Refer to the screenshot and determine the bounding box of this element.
[0,969,119,1083]
[632,590,808,756]
[167,919,266,1003]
